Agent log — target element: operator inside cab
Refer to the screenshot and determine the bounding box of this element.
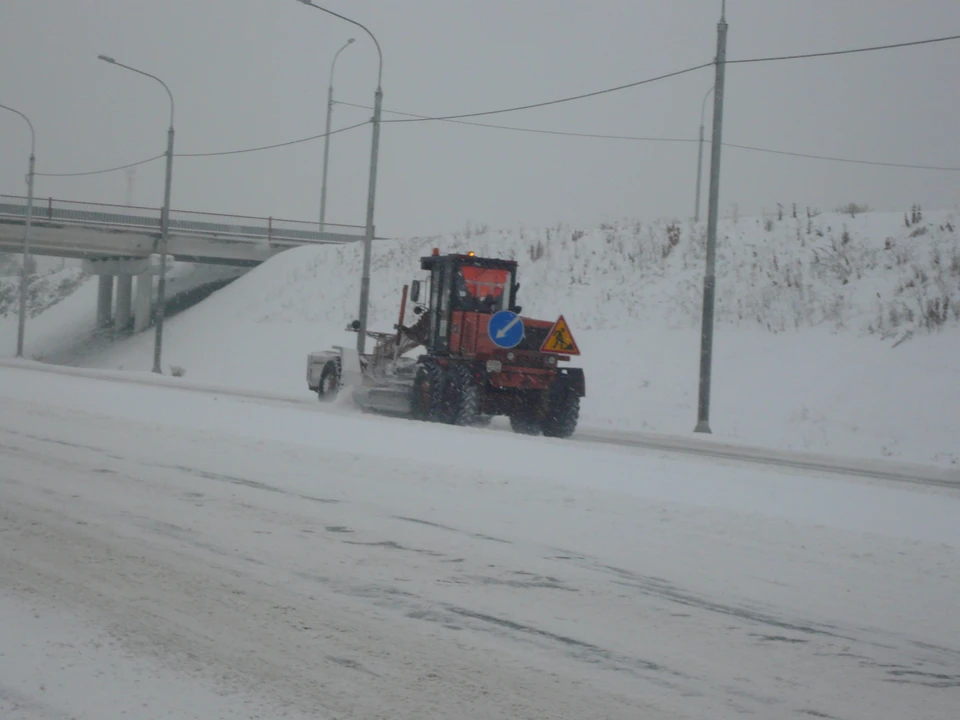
[399,264,511,345]
[454,266,509,313]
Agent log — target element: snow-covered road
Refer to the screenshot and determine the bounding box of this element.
[1,366,958,719]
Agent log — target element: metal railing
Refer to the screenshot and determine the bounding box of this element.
[0,195,366,246]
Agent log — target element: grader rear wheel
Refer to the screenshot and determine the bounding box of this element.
[509,414,541,435]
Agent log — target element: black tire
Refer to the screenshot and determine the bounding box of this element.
[509,413,541,435]
[542,381,580,438]
[411,367,430,420]
[451,365,481,427]
[317,359,341,401]
[414,362,453,423]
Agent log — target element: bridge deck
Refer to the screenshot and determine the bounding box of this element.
[0,195,366,265]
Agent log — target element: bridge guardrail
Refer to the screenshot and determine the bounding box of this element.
[0,195,366,246]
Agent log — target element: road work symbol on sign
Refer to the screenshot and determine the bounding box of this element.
[540,315,580,355]
[487,310,525,349]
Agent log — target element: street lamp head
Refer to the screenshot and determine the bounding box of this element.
[347,38,355,44]
[98,54,117,64]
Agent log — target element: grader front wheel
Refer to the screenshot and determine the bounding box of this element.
[451,365,481,427]
[317,359,341,402]
[412,363,454,423]
[542,382,580,438]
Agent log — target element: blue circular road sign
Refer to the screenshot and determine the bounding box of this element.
[487,310,525,349]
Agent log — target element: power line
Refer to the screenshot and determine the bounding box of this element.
[340,100,960,172]
[338,100,695,144]
[34,121,370,177]
[377,33,960,127]
[723,142,960,172]
[177,120,369,158]
[381,62,714,124]
[36,153,164,177]
[380,34,960,126]
[32,32,960,177]
[729,33,960,65]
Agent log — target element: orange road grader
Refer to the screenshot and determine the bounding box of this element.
[306,249,585,437]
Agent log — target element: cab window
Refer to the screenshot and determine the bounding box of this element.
[454,266,510,313]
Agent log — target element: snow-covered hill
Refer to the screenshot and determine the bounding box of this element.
[3,209,958,467]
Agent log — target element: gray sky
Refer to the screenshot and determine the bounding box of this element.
[2,0,958,238]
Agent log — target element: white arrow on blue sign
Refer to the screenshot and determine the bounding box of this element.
[487,310,525,349]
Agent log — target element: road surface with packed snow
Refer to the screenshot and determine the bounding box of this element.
[1,364,958,719]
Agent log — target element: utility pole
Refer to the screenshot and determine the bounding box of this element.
[18,147,35,358]
[297,1,383,357]
[320,38,355,231]
[97,55,176,374]
[694,1,728,434]
[694,86,714,223]
[357,87,382,355]
[154,120,175,374]
[1,103,36,358]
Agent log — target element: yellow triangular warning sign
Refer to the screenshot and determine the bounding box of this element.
[540,315,580,355]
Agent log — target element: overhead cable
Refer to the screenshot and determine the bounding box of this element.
[338,100,695,143]
[340,100,960,172]
[729,33,960,65]
[36,153,164,177]
[176,120,370,158]
[380,63,714,124]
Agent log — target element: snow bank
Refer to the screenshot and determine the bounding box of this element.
[4,209,959,467]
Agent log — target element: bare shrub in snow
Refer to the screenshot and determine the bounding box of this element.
[170,365,186,377]
[529,240,545,262]
[836,203,871,217]
[0,266,88,319]
[663,223,681,258]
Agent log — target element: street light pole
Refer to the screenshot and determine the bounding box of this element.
[694,1,729,434]
[694,85,714,224]
[320,37,355,231]
[0,103,36,358]
[98,55,175,374]
[298,0,383,356]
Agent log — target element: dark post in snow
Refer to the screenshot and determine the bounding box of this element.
[96,55,175,375]
[694,2,728,434]
[296,1,384,357]
[320,38,355,231]
[154,120,175,374]
[694,86,713,224]
[0,104,36,358]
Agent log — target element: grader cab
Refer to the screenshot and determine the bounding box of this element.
[306,250,584,438]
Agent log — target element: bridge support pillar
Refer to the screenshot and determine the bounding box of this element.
[97,275,114,328]
[115,275,133,332]
[134,272,152,333]
[84,257,155,335]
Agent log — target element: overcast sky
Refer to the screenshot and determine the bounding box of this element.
[2,0,958,238]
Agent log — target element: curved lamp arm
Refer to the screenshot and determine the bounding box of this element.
[298,1,382,90]
[98,55,175,128]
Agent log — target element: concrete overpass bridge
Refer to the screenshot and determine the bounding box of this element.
[0,194,365,333]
